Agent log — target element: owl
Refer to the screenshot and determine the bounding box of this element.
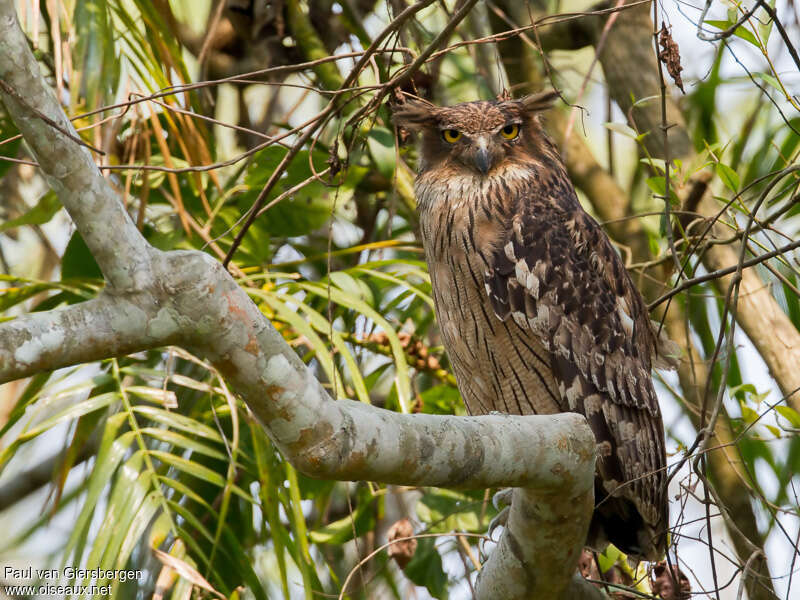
[393,91,675,561]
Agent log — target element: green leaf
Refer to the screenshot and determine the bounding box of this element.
[646,177,665,195]
[597,544,624,572]
[241,147,335,237]
[259,289,370,403]
[759,72,783,93]
[775,405,800,428]
[140,427,227,460]
[416,489,481,533]
[705,20,760,47]
[62,231,103,280]
[0,279,56,312]
[255,290,346,398]
[132,405,222,441]
[740,401,759,424]
[758,0,776,44]
[603,122,638,139]
[715,162,740,192]
[111,491,160,592]
[645,176,679,205]
[73,0,118,111]
[404,537,448,599]
[296,281,412,411]
[0,371,51,437]
[0,191,61,232]
[641,158,667,174]
[63,417,133,565]
[84,459,151,591]
[419,385,462,415]
[366,127,396,178]
[309,499,376,544]
[0,391,118,467]
[149,450,227,487]
[329,271,374,305]
[350,266,434,309]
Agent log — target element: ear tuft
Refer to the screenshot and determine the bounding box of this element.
[518,89,560,114]
[391,94,438,131]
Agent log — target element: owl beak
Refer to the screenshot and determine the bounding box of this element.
[474,138,492,175]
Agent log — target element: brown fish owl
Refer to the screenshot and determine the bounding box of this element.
[393,91,675,561]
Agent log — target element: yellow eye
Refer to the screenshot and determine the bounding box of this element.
[501,124,520,139]
[441,129,462,143]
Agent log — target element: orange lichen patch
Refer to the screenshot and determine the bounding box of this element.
[290,427,327,468]
[264,384,285,398]
[289,422,337,476]
[224,291,251,321]
[244,336,259,355]
[341,450,369,479]
[222,291,261,355]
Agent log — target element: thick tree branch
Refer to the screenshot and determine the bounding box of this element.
[0,3,596,597]
[0,293,177,379]
[475,486,597,598]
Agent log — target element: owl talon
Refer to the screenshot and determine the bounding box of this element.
[492,487,513,510]
[487,505,509,541]
[480,504,509,561]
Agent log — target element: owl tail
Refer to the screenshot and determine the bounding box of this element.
[587,483,667,562]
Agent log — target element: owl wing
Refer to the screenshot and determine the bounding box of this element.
[483,188,667,559]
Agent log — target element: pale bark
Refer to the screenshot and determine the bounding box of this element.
[0,2,597,597]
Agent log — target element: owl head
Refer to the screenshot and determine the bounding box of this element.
[392,90,559,176]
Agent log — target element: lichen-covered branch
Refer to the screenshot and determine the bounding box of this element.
[0,3,596,597]
[475,487,597,599]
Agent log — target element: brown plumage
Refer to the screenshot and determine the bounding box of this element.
[393,92,676,561]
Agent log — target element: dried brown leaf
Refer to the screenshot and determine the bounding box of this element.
[658,22,685,94]
[651,560,691,600]
[387,518,417,569]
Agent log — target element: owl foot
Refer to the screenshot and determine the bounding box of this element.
[479,488,513,560]
[487,505,509,541]
[492,486,513,510]
[486,487,513,541]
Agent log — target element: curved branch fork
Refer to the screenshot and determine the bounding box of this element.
[0,2,597,598]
